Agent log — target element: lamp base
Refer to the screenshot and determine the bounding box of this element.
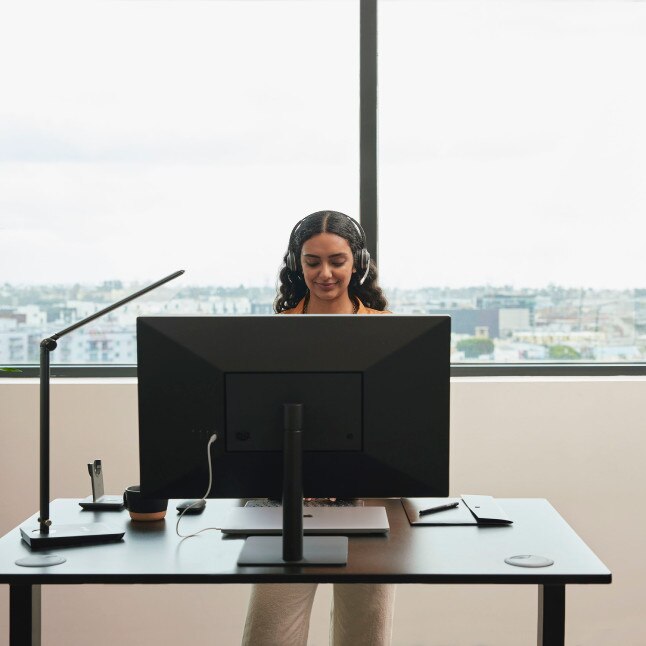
[20,522,125,549]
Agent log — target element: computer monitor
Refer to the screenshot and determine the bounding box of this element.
[137,315,450,501]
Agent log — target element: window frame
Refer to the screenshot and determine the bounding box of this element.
[1,363,646,378]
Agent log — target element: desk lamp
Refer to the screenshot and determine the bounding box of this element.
[16,270,184,567]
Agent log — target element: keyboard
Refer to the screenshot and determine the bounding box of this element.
[244,498,364,508]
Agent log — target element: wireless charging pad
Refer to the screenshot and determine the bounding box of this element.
[16,554,66,567]
[505,554,554,568]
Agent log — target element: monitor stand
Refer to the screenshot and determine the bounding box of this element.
[237,404,348,566]
[238,535,347,566]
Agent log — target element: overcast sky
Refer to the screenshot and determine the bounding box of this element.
[1,1,645,290]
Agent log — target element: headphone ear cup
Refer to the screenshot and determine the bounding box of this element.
[361,249,370,271]
[355,249,369,271]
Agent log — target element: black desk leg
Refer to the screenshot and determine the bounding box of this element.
[10,584,41,646]
[538,584,565,646]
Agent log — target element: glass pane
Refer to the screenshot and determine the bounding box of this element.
[379,0,646,363]
[0,0,359,365]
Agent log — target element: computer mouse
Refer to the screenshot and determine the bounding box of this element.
[176,499,206,514]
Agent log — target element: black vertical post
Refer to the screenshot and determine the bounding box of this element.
[39,340,56,534]
[10,584,41,646]
[282,403,303,562]
[538,584,565,646]
[360,0,378,263]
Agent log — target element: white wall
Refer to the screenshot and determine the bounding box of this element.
[1,377,644,646]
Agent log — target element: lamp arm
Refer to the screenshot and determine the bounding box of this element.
[51,270,184,341]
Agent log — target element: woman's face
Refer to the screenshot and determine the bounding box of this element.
[300,232,356,303]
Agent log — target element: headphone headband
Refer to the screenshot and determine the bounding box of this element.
[286,211,371,285]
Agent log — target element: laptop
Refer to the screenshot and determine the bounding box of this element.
[220,506,389,535]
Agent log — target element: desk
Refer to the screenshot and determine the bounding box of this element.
[0,498,610,646]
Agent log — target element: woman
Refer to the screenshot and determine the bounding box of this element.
[242,210,395,646]
[275,209,389,316]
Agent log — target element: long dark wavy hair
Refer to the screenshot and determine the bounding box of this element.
[274,210,388,313]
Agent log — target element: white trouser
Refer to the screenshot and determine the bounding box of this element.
[242,583,396,646]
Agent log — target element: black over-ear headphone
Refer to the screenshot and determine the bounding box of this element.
[286,211,371,285]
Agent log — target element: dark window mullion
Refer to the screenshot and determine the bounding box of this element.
[360,0,378,262]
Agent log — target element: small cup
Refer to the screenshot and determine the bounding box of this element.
[123,485,168,521]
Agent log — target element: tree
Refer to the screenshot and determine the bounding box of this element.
[548,345,581,360]
[456,337,494,358]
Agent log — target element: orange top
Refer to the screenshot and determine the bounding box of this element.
[282,297,391,315]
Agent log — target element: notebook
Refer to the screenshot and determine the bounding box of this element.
[401,495,512,526]
[220,506,389,535]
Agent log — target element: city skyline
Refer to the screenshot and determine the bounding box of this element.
[2,280,644,365]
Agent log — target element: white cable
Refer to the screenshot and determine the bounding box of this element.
[175,433,221,538]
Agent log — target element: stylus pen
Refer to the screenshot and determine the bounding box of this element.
[418,501,460,516]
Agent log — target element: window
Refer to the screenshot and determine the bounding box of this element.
[0,0,359,365]
[2,0,644,372]
[379,0,646,364]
